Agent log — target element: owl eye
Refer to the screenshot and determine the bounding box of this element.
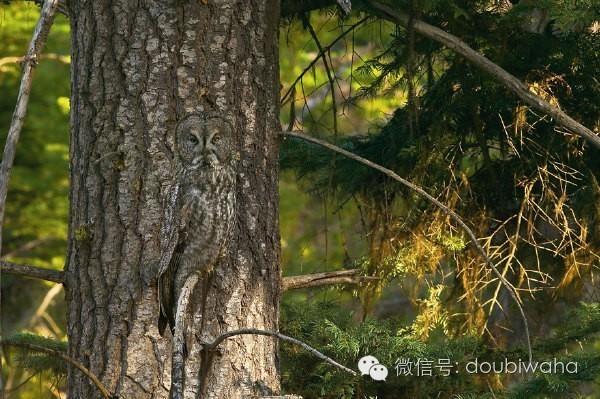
[188,134,199,145]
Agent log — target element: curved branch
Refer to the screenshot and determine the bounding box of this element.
[0,260,64,284]
[202,328,357,376]
[283,269,378,291]
[368,0,600,150]
[281,130,533,363]
[1,340,111,399]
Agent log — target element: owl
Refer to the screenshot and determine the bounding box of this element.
[337,0,351,15]
[158,113,236,336]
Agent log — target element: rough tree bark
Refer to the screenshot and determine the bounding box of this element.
[65,1,281,398]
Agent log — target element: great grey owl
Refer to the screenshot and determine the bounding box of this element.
[337,0,351,15]
[158,113,236,336]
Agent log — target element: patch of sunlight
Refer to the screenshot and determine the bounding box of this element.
[45,143,69,158]
[50,256,65,269]
[301,247,311,257]
[56,96,70,114]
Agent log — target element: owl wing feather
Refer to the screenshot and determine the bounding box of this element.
[158,240,184,336]
[157,179,195,336]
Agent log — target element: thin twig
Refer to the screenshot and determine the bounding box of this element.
[282,269,378,291]
[1,372,37,395]
[0,260,64,284]
[1,340,111,399]
[485,200,526,325]
[281,17,369,105]
[0,0,61,254]
[0,53,70,70]
[303,15,339,136]
[29,283,63,328]
[368,0,600,150]
[281,130,533,363]
[302,15,341,266]
[0,237,54,259]
[202,328,357,376]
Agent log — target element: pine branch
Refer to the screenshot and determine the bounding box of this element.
[1,338,111,399]
[282,269,378,291]
[281,130,533,363]
[201,328,357,376]
[0,0,61,254]
[368,0,600,150]
[0,260,64,283]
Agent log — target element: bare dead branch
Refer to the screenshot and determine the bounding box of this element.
[282,269,378,291]
[27,0,69,17]
[29,283,63,329]
[171,273,200,399]
[0,260,64,284]
[0,0,61,255]
[201,328,357,376]
[1,340,111,399]
[1,372,37,395]
[368,1,600,150]
[281,130,533,362]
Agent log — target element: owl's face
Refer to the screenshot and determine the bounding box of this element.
[176,114,233,168]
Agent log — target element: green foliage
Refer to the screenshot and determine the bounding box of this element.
[3,333,68,376]
[536,303,600,353]
[283,0,600,347]
[0,3,70,335]
[1,4,70,397]
[280,3,600,395]
[281,300,600,398]
[510,0,600,33]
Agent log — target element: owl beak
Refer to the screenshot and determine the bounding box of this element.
[202,152,218,168]
[191,157,203,167]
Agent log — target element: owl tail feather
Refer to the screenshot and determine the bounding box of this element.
[158,308,175,337]
[158,314,168,336]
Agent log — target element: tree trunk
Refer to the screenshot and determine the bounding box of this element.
[65,1,281,398]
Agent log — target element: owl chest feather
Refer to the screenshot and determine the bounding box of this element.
[177,167,235,269]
